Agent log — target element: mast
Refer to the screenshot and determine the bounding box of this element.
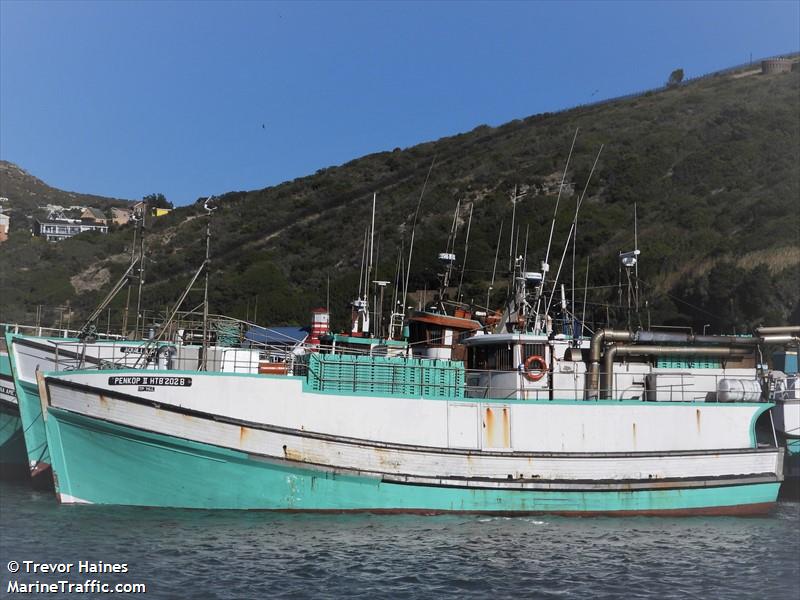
[536,128,579,316]
[508,185,517,272]
[456,203,473,303]
[121,208,141,336]
[352,194,377,336]
[352,226,370,335]
[133,206,147,339]
[545,144,604,322]
[581,256,590,341]
[201,198,216,371]
[488,219,503,310]
[367,192,376,300]
[402,156,437,323]
[437,200,460,311]
[634,201,640,311]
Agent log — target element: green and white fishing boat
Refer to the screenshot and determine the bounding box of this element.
[5,331,170,486]
[23,186,797,512]
[39,316,787,513]
[5,316,287,487]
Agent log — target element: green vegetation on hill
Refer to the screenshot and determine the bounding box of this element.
[0,161,134,231]
[1,63,798,334]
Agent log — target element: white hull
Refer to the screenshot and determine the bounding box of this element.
[44,370,782,490]
[46,377,781,484]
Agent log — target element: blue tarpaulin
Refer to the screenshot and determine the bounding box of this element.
[244,326,309,346]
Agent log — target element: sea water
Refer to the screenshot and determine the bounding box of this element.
[0,480,797,599]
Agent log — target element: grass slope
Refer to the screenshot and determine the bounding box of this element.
[1,65,798,333]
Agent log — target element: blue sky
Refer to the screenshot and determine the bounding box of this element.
[1,0,798,205]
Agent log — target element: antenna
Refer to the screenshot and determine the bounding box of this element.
[545,144,604,320]
[457,203,473,303]
[508,185,517,271]
[581,256,590,341]
[402,155,437,322]
[522,224,530,274]
[634,201,640,311]
[368,192,376,299]
[539,128,579,301]
[619,201,641,330]
[437,200,461,310]
[491,219,503,287]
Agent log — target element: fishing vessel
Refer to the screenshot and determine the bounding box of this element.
[1,323,131,480]
[32,180,791,513]
[38,300,786,513]
[4,314,297,487]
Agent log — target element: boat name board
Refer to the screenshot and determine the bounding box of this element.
[120,346,149,355]
[107,376,192,387]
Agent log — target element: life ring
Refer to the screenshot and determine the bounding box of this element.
[523,355,547,381]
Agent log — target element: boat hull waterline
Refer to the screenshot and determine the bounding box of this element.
[43,371,783,514]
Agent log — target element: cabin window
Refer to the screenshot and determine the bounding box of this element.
[468,344,514,371]
[426,327,444,345]
[522,343,547,361]
[408,323,424,345]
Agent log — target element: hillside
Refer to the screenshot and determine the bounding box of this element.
[0,161,134,231]
[1,63,798,334]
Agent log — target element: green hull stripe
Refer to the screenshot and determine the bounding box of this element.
[47,407,779,511]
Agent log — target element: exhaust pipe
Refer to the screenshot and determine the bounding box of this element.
[588,330,633,399]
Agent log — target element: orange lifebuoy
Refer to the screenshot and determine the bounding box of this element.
[523,355,547,381]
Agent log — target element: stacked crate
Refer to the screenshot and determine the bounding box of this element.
[306,354,464,398]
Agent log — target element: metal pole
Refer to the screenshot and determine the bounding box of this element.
[134,203,147,339]
[201,212,212,371]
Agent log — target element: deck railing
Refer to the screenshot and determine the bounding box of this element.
[29,338,777,404]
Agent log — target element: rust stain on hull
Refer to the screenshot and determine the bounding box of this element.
[239,426,250,444]
[282,445,303,462]
[483,406,511,449]
[502,407,510,447]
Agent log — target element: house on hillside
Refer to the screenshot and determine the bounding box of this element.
[80,207,107,225]
[132,201,172,218]
[0,210,9,243]
[110,207,133,225]
[34,209,109,242]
